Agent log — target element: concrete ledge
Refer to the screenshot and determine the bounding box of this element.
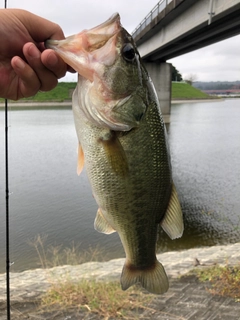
[0,242,239,302]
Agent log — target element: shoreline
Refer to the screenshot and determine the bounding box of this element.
[0,98,227,108]
[1,243,240,319]
[0,101,72,108]
[0,241,240,302]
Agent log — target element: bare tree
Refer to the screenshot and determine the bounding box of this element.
[184,74,198,85]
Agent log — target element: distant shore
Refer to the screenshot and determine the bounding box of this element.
[171,98,223,103]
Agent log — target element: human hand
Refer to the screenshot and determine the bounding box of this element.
[0,9,74,100]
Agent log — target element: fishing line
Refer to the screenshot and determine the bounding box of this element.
[4,1,11,319]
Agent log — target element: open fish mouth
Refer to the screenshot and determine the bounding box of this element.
[45,13,121,82]
[46,13,145,131]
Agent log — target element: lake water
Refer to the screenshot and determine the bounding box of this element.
[0,99,240,273]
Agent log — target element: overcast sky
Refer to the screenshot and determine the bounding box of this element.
[5,0,240,82]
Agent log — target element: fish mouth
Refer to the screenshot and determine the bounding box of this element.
[45,13,121,82]
[46,13,145,132]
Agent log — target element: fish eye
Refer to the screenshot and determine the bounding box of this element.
[122,43,136,62]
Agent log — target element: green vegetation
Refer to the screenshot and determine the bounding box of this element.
[0,81,212,103]
[190,265,240,300]
[171,82,211,100]
[172,66,182,82]
[0,82,76,103]
[30,82,76,101]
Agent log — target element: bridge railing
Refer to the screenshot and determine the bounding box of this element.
[132,0,173,38]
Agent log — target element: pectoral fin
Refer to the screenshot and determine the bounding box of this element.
[160,184,184,240]
[98,131,128,177]
[77,143,84,176]
[94,208,116,234]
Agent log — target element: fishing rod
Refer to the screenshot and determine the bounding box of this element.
[5,100,10,320]
[4,0,11,319]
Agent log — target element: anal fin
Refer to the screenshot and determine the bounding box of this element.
[94,208,116,234]
[98,131,128,177]
[160,183,184,240]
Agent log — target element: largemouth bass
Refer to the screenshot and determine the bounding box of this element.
[46,13,183,294]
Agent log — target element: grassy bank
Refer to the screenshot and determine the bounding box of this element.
[187,265,240,301]
[0,82,76,103]
[41,279,152,318]
[30,235,153,319]
[171,82,211,100]
[0,81,212,103]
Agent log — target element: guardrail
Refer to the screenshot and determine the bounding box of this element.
[132,0,173,38]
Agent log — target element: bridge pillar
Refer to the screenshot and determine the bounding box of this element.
[144,61,172,123]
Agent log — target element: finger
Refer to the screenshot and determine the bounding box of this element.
[41,49,67,79]
[23,43,58,92]
[11,56,41,99]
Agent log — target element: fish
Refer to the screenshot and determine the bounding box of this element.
[46,13,183,295]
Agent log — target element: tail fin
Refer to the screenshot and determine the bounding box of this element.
[120,260,169,294]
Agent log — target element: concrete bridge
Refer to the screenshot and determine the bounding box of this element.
[132,0,240,120]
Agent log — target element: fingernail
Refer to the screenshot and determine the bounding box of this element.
[15,58,25,70]
[48,52,58,66]
[28,44,40,58]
